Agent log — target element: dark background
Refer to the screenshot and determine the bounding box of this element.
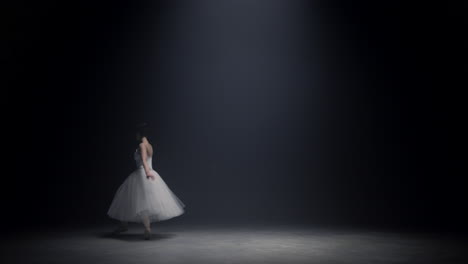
[5,1,466,231]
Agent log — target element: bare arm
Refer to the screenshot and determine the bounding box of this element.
[139,143,151,176]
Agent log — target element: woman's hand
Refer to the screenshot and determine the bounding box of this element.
[146,170,156,181]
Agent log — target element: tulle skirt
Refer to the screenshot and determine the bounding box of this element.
[107,167,185,223]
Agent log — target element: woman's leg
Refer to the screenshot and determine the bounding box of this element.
[142,214,151,231]
[112,220,128,234]
[141,212,152,240]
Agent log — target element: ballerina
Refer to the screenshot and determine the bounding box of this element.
[107,123,185,240]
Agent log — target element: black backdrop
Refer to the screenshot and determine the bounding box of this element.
[5,1,466,230]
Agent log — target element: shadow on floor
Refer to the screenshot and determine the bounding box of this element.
[96,231,177,241]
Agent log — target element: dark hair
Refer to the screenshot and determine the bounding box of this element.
[136,122,148,139]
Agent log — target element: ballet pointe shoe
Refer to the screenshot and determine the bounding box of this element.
[144,228,152,240]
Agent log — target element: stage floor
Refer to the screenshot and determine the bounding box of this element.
[1,224,466,264]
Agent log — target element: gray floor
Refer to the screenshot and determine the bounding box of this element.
[1,224,467,264]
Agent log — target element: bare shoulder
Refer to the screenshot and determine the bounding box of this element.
[147,143,153,155]
[139,142,153,155]
[139,142,146,151]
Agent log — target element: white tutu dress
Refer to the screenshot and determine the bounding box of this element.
[107,148,185,223]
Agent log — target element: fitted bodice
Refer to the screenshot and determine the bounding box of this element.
[134,148,153,169]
